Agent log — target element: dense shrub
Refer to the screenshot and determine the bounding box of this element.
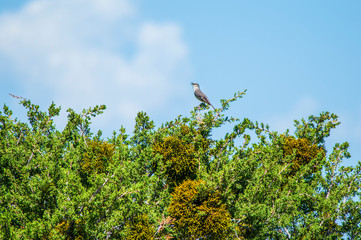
[0,92,360,239]
[168,179,231,239]
[282,136,325,175]
[81,139,115,174]
[154,135,197,188]
[126,214,155,240]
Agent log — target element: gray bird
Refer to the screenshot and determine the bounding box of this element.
[191,82,215,109]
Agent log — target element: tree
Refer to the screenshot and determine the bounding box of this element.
[0,91,360,239]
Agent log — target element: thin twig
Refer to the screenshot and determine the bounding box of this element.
[283,227,291,238]
[27,152,34,166]
[78,173,114,216]
[326,151,343,199]
[9,93,27,101]
[268,161,291,189]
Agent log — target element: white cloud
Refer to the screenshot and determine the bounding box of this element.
[0,0,189,133]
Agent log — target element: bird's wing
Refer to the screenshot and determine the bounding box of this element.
[195,90,212,106]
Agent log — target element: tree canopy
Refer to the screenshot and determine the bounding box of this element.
[1,91,360,239]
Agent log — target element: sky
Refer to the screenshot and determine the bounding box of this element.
[0,0,360,167]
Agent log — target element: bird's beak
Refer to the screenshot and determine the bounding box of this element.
[190,82,194,85]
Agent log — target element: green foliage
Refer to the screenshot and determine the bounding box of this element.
[52,219,87,240]
[168,180,231,239]
[1,90,360,239]
[282,136,325,175]
[126,214,155,240]
[81,139,115,174]
[153,132,198,187]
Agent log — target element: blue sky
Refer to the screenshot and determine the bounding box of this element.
[0,0,360,167]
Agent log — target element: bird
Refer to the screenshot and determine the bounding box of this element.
[191,82,215,110]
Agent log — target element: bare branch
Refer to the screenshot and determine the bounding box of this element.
[283,227,291,238]
[9,93,27,101]
[27,152,34,166]
[78,174,114,216]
